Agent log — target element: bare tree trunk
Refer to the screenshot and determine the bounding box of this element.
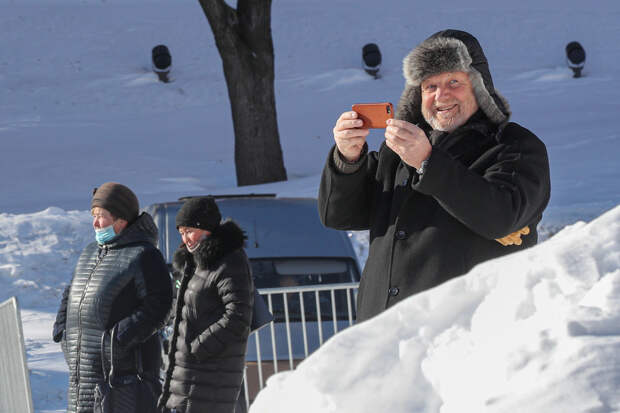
[198,0,287,186]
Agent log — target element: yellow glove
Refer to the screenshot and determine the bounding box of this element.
[495,226,530,246]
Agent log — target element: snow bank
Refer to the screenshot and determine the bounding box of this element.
[0,208,91,309]
[250,205,620,413]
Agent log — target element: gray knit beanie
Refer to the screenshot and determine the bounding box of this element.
[91,182,139,223]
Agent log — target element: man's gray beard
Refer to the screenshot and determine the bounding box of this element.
[423,111,456,132]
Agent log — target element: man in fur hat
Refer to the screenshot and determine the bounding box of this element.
[318,30,551,322]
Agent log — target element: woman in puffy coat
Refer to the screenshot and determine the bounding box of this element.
[159,196,254,413]
[52,182,172,413]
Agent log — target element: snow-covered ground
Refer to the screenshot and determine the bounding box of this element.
[1,0,619,411]
[251,205,620,413]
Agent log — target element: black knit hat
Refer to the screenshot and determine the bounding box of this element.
[396,29,510,127]
[175,197,222,232]
[91,182,139,223]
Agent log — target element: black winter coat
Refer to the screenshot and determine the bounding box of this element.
[319,114,551,322]
[159,220,254,413]
[52,212,173,413]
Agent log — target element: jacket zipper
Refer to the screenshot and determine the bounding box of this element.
[74,245,108,410]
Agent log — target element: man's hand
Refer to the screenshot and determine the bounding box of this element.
[384,119,432,169]
[333,111,370,162]
[495,226,530,246]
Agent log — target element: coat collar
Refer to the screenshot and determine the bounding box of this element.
[172,220,246,273]
[103,212,158,249]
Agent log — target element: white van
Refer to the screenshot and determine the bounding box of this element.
[144,194,361,406]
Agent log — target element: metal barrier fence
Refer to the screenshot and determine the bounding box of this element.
[239,282,359,410]
[0,297,34,413]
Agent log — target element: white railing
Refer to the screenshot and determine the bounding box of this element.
[240,282,359,410]
[0,297,34,413]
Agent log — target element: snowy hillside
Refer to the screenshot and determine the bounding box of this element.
[1,0,619,411]
[2,0,619,222]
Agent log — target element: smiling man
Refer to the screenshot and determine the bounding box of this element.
[318,29,551,322]
[420,71,479,132]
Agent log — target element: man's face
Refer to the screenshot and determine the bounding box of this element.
[421,71,479,132]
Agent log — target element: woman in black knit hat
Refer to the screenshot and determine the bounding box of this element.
[159,196,254,413]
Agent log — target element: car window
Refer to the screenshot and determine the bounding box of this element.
[252,258,358,322]
[273,259,347,276]
[253,258,356,287]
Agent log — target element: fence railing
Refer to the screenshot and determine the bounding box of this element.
[0,297,34,413]
[240,282,359,410]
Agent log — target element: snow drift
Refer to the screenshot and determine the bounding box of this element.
[250,205,620,413]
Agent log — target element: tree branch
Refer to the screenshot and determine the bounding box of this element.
[238,0,272,50]
[198,0,237,47]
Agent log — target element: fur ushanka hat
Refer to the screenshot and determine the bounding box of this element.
[395,29,511,127]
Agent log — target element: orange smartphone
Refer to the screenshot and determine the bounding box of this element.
[351,102,394,129]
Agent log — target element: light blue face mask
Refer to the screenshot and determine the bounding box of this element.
[95,225,116,244]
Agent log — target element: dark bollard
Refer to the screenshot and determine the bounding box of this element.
[362,43,382,78]
[566,41,586,78]
[152,44,172,83]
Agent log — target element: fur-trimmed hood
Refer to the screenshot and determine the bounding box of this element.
[396,29,510,128]
[172,219,247,273]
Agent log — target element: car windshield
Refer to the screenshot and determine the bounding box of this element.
[155,198,359,262]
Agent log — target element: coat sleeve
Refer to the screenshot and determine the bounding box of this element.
[413,124,551,239]
[111,247,173,352]
[52,284,71,342]
[190,261,254,359]
[318,144,379,231]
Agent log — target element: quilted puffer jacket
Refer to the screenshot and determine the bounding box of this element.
[53,212,172,413]
[159,220,254,413]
